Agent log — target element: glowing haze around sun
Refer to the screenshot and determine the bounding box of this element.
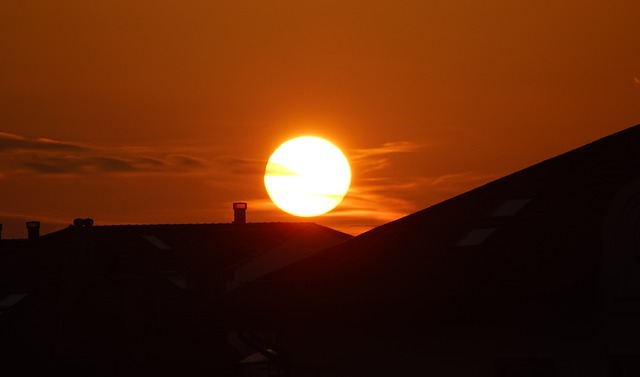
[264,136,351,217]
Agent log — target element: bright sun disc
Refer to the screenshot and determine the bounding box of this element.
[264,136,351,217]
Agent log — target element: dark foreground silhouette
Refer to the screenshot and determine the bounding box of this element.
[2,124,640,376]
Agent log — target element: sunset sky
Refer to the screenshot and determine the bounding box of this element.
[1,0,639,239]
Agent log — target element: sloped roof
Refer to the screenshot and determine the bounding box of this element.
[225,124,640,328]
[0,221,351,370]
[73,222,350,284]
[1,221,351,294]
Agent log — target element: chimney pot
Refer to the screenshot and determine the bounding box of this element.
[26,221,40,240]
[233,202,247,225]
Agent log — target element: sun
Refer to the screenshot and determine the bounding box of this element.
[264,136,351,217]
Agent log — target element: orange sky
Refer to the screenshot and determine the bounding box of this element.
[1,0,639,239]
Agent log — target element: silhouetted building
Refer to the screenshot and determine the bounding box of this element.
[0,219,350,376]
[5,124,640,376]
[225,124,640,376]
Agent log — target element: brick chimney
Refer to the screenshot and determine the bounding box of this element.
[26,221,40,240]
[233,202,247,225]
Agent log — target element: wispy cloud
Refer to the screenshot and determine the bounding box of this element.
[214,155,265,175]
[351,141,423,158]
[317,139,497,235]
[323,171,497,234]
[349,140,425,174]
[0,132,208,176]
[264,161,300,176]
[267,140,423,228]
[412,172,498,192]
[0,132,86,152]
[0,133,497,237]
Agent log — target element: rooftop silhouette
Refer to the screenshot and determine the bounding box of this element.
[2,123,640,376]
[0,218,350,376]
[225,123,640,376]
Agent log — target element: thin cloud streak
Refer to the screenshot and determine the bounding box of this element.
[329,140,427,231]
[351,141,424,158]
[326,169,498,235]
[349,141,425,174]
[214,156,266,175]
[0,132,209,176]
[0,133,497,238]
[264,161,301,177]
[0,132,86,152]
[415,172,499,192]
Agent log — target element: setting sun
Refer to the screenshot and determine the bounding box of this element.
[264,136,351,217]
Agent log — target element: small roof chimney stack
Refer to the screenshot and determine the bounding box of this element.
[233,202,247,225]
[26,221,40,240]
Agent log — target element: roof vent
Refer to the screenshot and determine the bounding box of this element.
[26,221,40,240]
[233,202,247,225]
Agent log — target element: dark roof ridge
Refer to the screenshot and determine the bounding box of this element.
[371,122,640,232]
[86,221,319,227]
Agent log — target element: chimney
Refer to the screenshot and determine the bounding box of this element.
[0,223,3,240]
[26,221,40,240]
[233,202,247,225]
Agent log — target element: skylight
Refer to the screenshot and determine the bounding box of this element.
[491,199,532,217]
[142,235,172,250]
[162,273,188,290]
[456,228,497,246]
[239,352,269,364]
[0,293,29,309]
